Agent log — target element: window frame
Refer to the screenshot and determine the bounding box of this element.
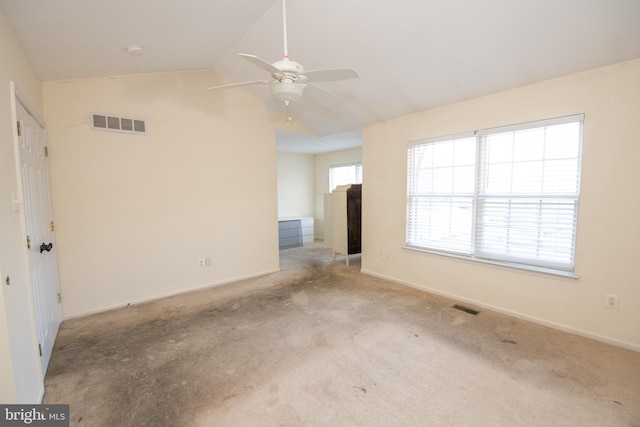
[405,114,584,278]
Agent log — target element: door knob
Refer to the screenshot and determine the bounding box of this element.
[40,242,53,253]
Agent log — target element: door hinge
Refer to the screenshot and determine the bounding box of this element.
[16,121,22,137]
[50,221,55,232]
[57,293,61,303]
[26,235,31,250]
[44,146,49,157]
[38,343,42,357]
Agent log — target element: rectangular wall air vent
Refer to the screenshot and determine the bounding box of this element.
[91,113,147,135]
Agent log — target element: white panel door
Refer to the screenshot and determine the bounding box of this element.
[16,100,62,376]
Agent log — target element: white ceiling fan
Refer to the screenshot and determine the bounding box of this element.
[207,0,359,115]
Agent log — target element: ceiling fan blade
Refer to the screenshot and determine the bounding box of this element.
[303,68,359,82]
[305,83,345,107]
[206,80,269,91]
[239,53,282,76]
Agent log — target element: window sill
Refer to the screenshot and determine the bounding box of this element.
[403,245,579,280]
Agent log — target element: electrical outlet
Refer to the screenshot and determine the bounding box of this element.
[198,258,206,268]
[381,249,387,259]
[605,294,619,310]
[205,258,212,267]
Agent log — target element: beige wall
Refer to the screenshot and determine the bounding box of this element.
[277,152,315,219]
[362,59,640,350]
[314,147,362,240]
[44,71,284,318]
[0,5,46,402]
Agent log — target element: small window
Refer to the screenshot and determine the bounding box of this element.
[330,163,362,192]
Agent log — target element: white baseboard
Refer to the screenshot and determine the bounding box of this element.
[63,268,281,321]
[361,269,640,353]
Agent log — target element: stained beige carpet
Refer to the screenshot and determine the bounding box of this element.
[44,244,640,426]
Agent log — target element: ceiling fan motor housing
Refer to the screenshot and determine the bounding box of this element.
[273,58,304,76]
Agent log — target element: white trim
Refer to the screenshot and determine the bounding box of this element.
[62,268,280,320]
[360,268,640,353]
[477,113,585,136]
[407,131,475,147]
[329,161,361,168]
[13,85,45,128]
[404,245,579,279]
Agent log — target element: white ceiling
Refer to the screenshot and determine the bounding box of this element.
[276,129,363,154]
[2,0,640,153]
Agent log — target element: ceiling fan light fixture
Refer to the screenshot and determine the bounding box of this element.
[271,80,305,103]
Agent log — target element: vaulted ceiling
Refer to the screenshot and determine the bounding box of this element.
[2,0,640,151]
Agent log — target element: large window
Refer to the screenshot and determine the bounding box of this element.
[330,163,362,191]
[406,114,583,274]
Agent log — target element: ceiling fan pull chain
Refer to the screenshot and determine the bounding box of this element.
[284,100,292,126]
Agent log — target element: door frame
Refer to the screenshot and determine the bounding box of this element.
[7,81,59,402]
[15,90,62,371]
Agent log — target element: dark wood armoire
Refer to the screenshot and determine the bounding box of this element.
[331,184,362,265]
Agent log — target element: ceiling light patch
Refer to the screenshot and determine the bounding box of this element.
[127,45,144,56]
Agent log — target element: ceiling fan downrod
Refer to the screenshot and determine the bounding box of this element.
[282,0,289,58]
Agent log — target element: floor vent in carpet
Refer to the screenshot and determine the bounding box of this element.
[452,304,480,315]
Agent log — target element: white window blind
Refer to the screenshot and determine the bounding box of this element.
[407,115,583,273]
[407,134,476,254]
[330,163,362,191]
